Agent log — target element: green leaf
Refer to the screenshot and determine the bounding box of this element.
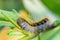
[0,21,15,30]
[0,9,19,21]
[0,9,19,30]
[40,25,60,40]
[6,29,23,36]
[0,9,30,37]
[31,25,60,40]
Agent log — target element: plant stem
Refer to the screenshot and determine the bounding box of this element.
[1,12,29,36]
[38,34,40,40]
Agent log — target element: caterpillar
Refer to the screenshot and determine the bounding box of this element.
[17,18,55,34]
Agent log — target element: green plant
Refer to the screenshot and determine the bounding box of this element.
[0,9,60,40]
[0,0,60,40]
[0,9,36,40]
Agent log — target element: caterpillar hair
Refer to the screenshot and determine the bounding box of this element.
[17,18,56,33]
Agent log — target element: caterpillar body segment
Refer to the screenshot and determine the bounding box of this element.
[17,18,55,34]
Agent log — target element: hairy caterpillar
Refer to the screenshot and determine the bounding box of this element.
[17,18,55,34]
[20,0,58,34]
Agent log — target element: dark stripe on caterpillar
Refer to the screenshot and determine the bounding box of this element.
[17,17,59,40]
[17,18,49,26]
[17,18,55,33]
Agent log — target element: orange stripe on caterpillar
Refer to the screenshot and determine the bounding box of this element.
[17,18,49,26]
[17,18,50,33]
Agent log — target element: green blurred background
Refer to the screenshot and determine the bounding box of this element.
[0,0,24,11]
[0,0,60,17]
[41,0,60,16]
